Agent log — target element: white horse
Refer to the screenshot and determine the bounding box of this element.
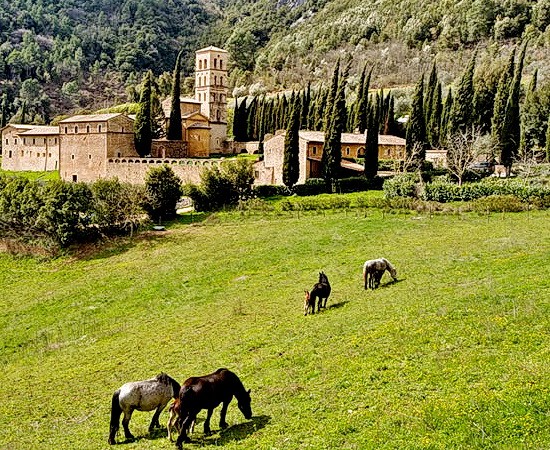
[108,372,181,444]
[363,258,397,289]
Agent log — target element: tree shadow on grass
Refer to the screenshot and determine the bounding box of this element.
[188,415,271,447]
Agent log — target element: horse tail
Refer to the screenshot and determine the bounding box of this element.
[108,389,122,445]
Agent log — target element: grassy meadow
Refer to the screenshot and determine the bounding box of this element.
[1,207,549,449]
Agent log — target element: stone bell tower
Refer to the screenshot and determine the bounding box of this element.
[195,46,228,153]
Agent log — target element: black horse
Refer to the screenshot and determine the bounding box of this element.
[304,271,331,315]
[174,368,252,449]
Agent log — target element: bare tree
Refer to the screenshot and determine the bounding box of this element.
[446,129,493,186]
[396,142,424,174]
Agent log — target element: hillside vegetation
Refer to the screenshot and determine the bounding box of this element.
[1,208,549,448]
[2,0,550,121]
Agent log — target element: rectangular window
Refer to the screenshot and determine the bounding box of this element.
[8,151,12,158]
[14,138,17,145]
[5,139,7,145]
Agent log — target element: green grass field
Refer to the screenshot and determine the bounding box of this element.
[1,208,549,449]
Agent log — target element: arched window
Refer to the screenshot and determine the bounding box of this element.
[86,125,90,133]
[217,110,220,121]
[214,58,217,68]
[203,75,207,86]
[64,127,68,134]
[220,76,223,86]
[214,75,217,85]
[74,126,78,133]
[199,60,202,70]
[98,125,102,133]
[220,60,223,70]
[204,58,207,68]
[357,147,365,157]
[346,147,350,156]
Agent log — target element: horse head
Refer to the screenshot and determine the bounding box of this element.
[319,271,329,285]
[237,388,252,420]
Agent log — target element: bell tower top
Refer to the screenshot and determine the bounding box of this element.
[195,46,228,124]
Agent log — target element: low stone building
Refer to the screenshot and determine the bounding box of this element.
[255,130,406,185]
[1,124,60,171]
[58,113,137,183]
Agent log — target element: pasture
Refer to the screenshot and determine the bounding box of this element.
[1,208,549,449]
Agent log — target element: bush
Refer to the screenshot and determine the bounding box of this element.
[293,178,329,196]
[253,184,291,198]
[185,159,254,212]
[142,165,183,221]
[472,195,526,213]
[383,173,419,199]
[338,176,384,192]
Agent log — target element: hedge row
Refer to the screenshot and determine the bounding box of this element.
[384,174,550,207]
[0,176,146,250]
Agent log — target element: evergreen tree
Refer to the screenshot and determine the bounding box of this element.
[20,101,27,125]
[283,95,300,188]
[449,51,476,134]
[364,101,379,179]
[167,50,183,141]
[258,95,266,153]
[441,88,453,144]
[546,116,550,162]
[355,64,372,133]
[424,61,438,125]
[501,43,526,173]
[246,96,257,140]
[151,91,165,140]
[520,69,538,156]
[232,97,241,140]
[324,59,340,132]
[0,95,7,127]
[405,75,426,166]
[134,71,153,157]
[428,81,442,147]
[301,82,311,130]
[491,50,516,160]
[383,94,396,135]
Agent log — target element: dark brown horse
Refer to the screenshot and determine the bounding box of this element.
[174,368,252,449]
[304,271,331,314]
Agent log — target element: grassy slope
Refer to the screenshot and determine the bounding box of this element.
[1,209,549,449]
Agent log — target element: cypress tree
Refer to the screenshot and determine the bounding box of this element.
[301,82,311,130]
[441,88,453,144]
[167,50,183,140]
[134,71,153,157]
[428,81,442,148]
[491,50,516,160]
[383,94,396,135]
[545,116,550,162]
[283,95,300,188]
[364,101,379,179]
[405,74,426,166]
[20,100,27,125]
[324,59,340,132]
[501,43,526,173]
[232,98,240,140]
[355,65,372,133]
[519,68,538,156]
[246,96,257,141]
[1,95,7,127]
[424,61,438,125]
[449,51,476,135]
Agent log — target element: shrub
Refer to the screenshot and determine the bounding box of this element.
[90,179,145,234]
[472,195,526,213]
[142,165,183,221]
[185,159,254,212]
[383,173,419,199]
[338,176,384,192]
[253,184,291,198]
[293,178,329,196]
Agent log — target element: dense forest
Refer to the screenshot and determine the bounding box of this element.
[2,0,550,123]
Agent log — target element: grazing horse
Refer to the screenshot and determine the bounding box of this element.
[108,372,181,445]
[167,399,195,442]
[363,258,397,289]
[174,368,252,449]
[304,272,331,314]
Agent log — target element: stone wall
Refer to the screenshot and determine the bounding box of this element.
[105,157,223,185]
[1,127,59,172]
[151,140,188,158]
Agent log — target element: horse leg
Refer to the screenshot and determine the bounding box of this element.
[204,408,214,435]
[219,401,230,429]
[175,414,194,448]
[122,408,135,441]
[149,405,162,432]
